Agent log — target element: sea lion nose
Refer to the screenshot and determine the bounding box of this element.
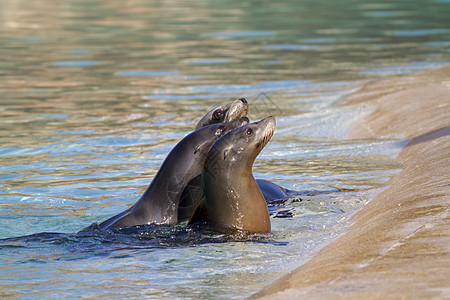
[239,98,247,104]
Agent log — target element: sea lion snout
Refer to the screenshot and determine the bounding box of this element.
[259,115,276,127]
[214,116,249,137]
[254,116,276,149]
[236,116,250,126]
[224,98,249,122]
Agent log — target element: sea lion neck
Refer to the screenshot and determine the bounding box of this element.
[202,166,271,233]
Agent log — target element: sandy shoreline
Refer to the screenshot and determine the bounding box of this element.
[252,66,450,299]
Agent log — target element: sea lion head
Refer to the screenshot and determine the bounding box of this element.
[190,116,250,161]
[207,116,276,171]
[195,98,248,130]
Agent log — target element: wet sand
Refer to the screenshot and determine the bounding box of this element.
[252,66,450,299]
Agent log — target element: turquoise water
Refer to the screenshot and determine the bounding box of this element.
[1,0,449,298]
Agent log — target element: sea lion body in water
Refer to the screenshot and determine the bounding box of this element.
[99,117,249,229]
[189,116,276,233]
[256,179,288,201]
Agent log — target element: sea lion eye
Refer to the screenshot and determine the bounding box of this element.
[246,128,253,136]
[213,110,224,120]
[215,125,225,136]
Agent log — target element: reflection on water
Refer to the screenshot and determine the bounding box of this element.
[0,0,449,298]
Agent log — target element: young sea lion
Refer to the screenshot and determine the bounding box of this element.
[189,116,276,233]
[99,117,250,229]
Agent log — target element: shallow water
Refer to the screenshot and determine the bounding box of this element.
[1,0,449,298]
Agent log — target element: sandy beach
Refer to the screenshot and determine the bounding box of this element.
[252,66,450,299]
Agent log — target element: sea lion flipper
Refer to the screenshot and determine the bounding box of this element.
[187,198,207,225]
[178,175,204,222]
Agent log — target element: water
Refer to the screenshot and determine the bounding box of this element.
[1,0,449,298]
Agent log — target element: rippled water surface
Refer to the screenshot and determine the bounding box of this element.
[1,0,449,298]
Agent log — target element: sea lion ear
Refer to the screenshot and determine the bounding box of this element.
[223,149,228,160]
[194,145,201,154]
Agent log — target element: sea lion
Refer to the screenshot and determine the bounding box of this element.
[99,117,250,229]
[256,179,288,201]
[176,97,249,221]
[188,116,276,233]
[194,98,287,202]
[195,98,248,130]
